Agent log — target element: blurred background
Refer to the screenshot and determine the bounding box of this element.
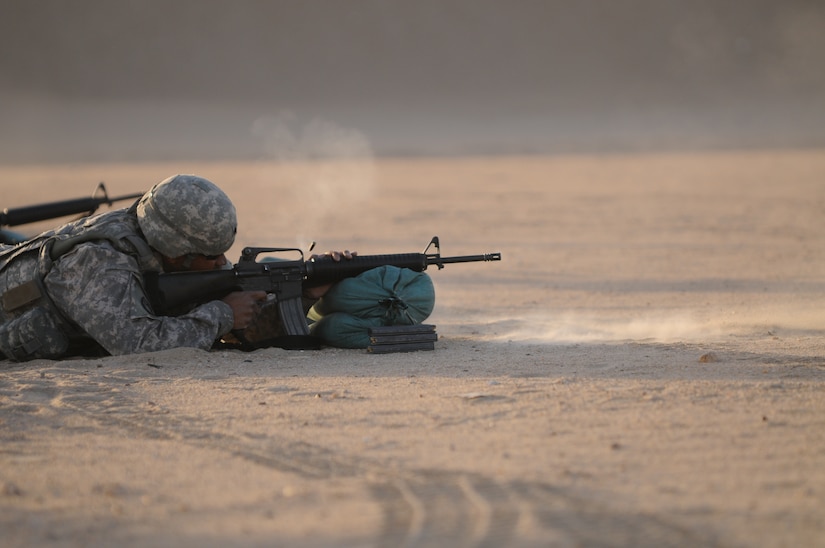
[1,0,824,164]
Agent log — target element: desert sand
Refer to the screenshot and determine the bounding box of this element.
[1,150,824,547]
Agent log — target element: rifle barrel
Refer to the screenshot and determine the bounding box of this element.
[429,253,502,265]
[1,193,143,227]
[304,251,501,287]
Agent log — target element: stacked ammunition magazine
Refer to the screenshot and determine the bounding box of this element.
[367,324,437,353]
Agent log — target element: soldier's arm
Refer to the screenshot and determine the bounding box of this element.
[44,242,235,355]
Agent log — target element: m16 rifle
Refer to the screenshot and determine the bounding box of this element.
[1,182,144,244]
[145,236,502,341]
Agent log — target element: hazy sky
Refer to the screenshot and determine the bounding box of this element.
[1,1,823,160]
[4,1,823,105]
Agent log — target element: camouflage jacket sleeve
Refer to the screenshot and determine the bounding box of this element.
[44,241,235,355]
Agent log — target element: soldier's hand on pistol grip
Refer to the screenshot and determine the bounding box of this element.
[222,291,268,330]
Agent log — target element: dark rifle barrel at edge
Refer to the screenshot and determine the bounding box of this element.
[1,193,144,227]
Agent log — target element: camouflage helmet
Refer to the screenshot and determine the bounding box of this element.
[136,174,237,258]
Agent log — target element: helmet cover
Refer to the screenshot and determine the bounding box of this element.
[136,174,237,258]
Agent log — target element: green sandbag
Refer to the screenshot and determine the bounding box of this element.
[309,313,382,349]
[307,266,435,348]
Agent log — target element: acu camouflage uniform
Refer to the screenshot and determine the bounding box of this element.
[0,175,236,361]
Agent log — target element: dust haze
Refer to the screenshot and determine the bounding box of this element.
[1,1,824,163]
[248,113,376,249]
[483,307,825,345]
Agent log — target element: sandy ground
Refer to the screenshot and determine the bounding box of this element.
[1,150,824,547]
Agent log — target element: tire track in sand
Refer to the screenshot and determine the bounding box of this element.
[3,371,719,547]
